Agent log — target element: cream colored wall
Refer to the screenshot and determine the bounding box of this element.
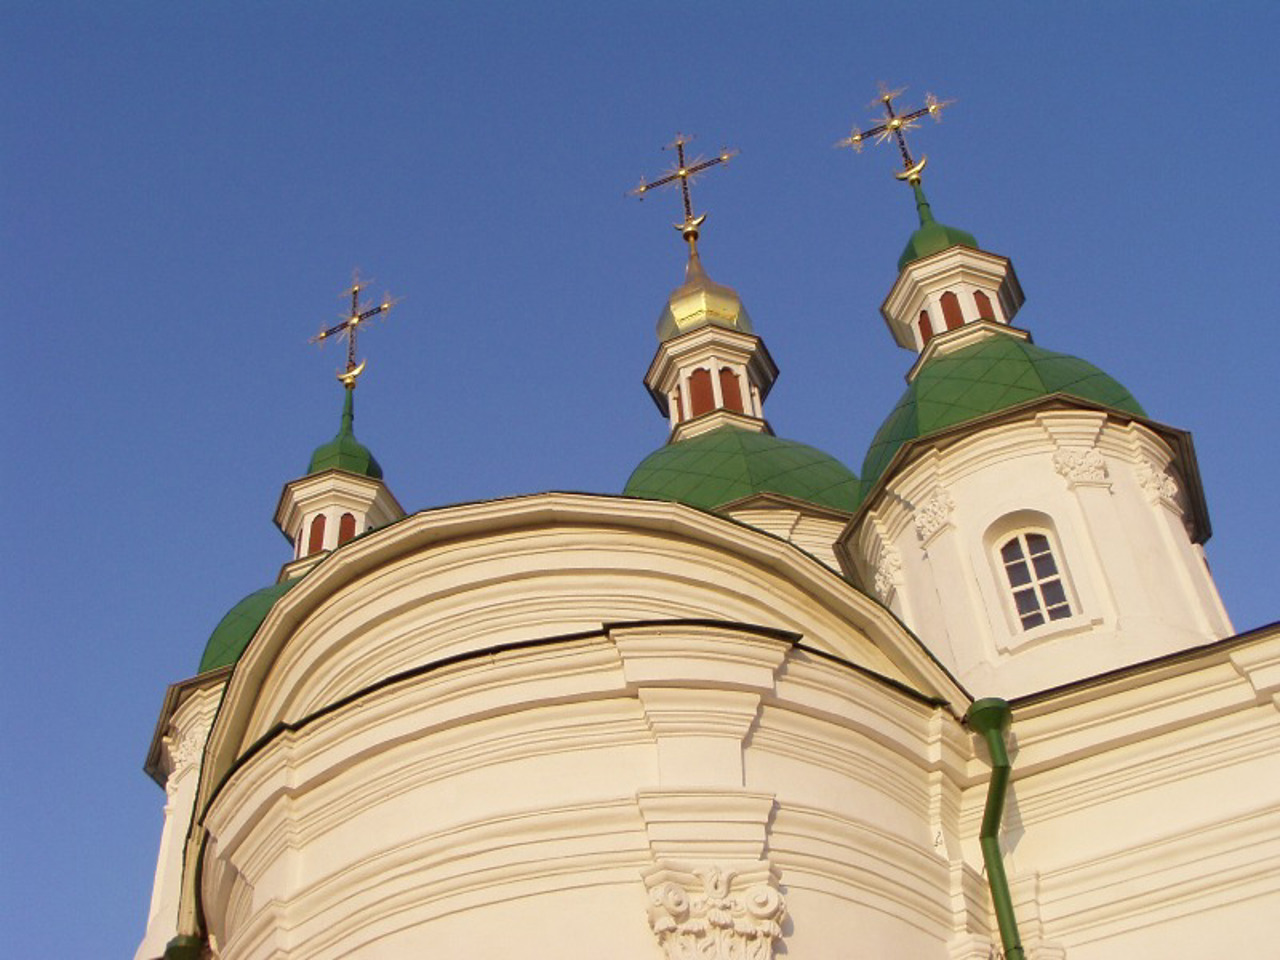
[959,632,1280,958]
[143,495,1278,960]
[850,411,1233,699]
[199,620,970,959]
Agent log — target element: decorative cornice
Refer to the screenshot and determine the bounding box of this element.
[906,321,1030,384]
[670,408,770,443]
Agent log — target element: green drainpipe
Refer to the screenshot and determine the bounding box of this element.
[163,934,205,960]
[965,697,1026,960]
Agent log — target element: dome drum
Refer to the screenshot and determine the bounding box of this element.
[839,409,1231,698]
[882,245,1024,352]
[274,468,404,564]
[644,324,778,436]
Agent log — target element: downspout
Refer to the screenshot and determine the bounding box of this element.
[965,697,1026,960]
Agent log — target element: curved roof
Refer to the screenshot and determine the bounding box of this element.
[897,182,979,272]
[656,251,753,343]
[308,388,383,479]
[199,578,302,673]
[625,425,859,513]
[859,333,1146,497]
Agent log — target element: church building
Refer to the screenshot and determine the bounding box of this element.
[134,94,1280,960]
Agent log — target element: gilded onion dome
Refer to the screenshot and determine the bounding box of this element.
[657,250,753,342]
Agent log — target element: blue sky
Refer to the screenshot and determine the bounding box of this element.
[3,3,1277,955]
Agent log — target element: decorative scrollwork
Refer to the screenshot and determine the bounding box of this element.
[167,714,213,781]
[874,544,902,601]
[1053,447,1107,484]
[647,867,786,960]
[913,490,955,542]
[1136,458,1179,503]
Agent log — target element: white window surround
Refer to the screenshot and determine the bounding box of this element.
[978,509,1106,654]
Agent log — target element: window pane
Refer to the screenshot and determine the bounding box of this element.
[1005,561,1032,587]
[1021,612,1045,629]
[1001,539,1024,564]
[1048,604,1071,621]
[1014,588,1040,615]
[1032,552,1058,578]
[1026,533,1050,555]
[1041,579,1068,607]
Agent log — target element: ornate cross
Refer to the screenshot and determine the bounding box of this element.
[838,85,953,183]
[310,272,399,388]
[629,134,738,253]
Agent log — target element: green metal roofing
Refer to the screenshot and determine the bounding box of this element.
[625,425,859,513]
[308,388,383,479]
[198,578,301,673]
[859,334,1146,497]
[897,182,979,272]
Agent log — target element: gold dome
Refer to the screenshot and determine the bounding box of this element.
[656,251,753,342]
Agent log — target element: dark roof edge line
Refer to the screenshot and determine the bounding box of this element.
[143,666,234,787]
[850,393,1209,540]
[1008,619,1280,710]
[199,617,948,821]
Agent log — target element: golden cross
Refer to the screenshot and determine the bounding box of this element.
[838,85,953,183]
[628,134,738,253]
[309,271,400,389]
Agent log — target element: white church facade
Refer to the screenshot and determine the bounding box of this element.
[134,110,1280,960]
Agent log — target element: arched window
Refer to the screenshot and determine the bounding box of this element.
[718,367,744,413]
[689,368,714,417]
[999,531,1071,630]
[338,512,357,545]
[918,310,934,346]
[307,514,327,555]
[940,291,964,330]
[973,290,996,321]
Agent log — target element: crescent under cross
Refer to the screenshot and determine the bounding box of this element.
[310,272,400,388]
[838,85,954,184]
[628,133,738,255]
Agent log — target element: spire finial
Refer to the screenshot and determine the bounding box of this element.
[629,133,738,258]
[309,270,401,390]
[838,84,954,185]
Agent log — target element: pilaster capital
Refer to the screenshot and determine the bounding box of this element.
[644,860,786,960]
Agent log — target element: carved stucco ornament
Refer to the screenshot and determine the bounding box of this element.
[1053,446,1108,485]
[913,489,955,543]
[647,866,785,960]
[874,544,902,601]
[166,713,213,788]
[1136,458,1179,503]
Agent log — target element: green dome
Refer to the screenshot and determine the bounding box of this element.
[308,388,383,479]
[897,182,979,272]
[625,425,859,513]
[198,579,301,673]
[859,332,1146,499]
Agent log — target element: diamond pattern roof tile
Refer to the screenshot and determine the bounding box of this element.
[858,335,1145,502]
[625,426,859,513]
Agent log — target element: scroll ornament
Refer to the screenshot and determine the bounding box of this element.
[1053,446,1107,484]
[647,867,786,960]
[1136,458,1179,503]
[874,544,902,601]
[913,490,955,542]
